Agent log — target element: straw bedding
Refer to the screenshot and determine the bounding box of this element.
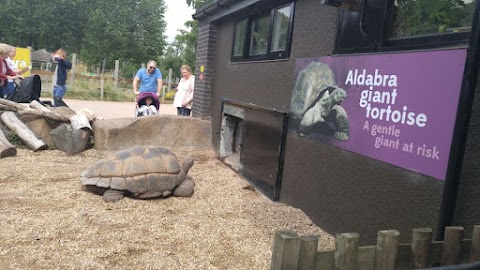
[0,148,334,269]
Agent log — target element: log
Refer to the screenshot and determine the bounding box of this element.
[0,127,17,158]
[25,100,70,122]
[0,98,70,122]
[0,98,29,111]
[29,100,52,113]
[1,111,47,151]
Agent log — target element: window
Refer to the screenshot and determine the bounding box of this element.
[390,0,475,39]
[233,19,247,56]
[271,5,292,52]
[335,0,476,53]
[249,14,271,55]
[232,2,294,61]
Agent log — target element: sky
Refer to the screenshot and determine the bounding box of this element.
[164,0,197,43]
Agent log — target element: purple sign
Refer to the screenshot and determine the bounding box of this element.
[289,49,467,180]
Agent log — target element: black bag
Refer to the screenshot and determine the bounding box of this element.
[7,75,42,103]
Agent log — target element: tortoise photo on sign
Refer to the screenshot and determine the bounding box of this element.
[290,61,350,141]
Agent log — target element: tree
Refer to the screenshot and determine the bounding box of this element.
[80,0,167,70]
[391,0,475,37]
[159,43,184,80]
[159,20,198,80]
[0,0,168,73]
[0,0,92,52]
[186,0,215,9]
[176,20,198,71]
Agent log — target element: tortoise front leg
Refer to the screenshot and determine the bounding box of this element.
[103,189,125,202]
[173,176,195,197]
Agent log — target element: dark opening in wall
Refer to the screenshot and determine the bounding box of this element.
[220,104,246,172]
[219,102,288,200]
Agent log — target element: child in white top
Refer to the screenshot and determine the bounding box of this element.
[137,97,158,116]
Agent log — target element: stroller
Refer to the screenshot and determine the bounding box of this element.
[135,92,160,117]
[6,75,48,105]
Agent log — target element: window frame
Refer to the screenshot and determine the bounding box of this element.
[334,0,474,54]
[248,12,272,57]
[232,18,248,57]
[231,2,295,62]
[382,0,472,51]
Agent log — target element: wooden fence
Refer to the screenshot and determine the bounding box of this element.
[271,225,480,270]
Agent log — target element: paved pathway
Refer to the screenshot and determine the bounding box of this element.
[63,99,177,119]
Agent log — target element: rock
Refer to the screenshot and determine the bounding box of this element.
[50,123,92,155]
[92,115,212,151]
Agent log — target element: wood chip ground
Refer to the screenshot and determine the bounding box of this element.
[0,148,334,269]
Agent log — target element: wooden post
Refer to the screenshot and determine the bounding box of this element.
[162,85,166,103]
[470,225,480,262]
[114,60,119,88]
[101,59,106,74]
[27,46,32,76]
[334,233,359,270]
[374,230,400,270]
[51,75,55,95]
[167,68,172,87]
[71,53,77,82]
[100,79,105,101]
[441,226,464,265]
[270,230,301,270]
[168,68,172,93]
[298,235,319,270]
[411,228,432,269]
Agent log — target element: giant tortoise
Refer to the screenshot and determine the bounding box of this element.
[80,146,195,202]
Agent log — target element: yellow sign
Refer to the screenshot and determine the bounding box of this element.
[200,65,204,72]
[13,47,31,77]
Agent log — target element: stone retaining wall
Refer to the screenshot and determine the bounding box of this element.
[92,115,212,151]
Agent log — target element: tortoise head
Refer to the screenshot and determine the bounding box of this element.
[332,88,347,103]
[181,156,194,174]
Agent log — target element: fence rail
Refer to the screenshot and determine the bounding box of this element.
[270,225,480,270]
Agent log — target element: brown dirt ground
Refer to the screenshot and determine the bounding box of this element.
[0,146,335,269]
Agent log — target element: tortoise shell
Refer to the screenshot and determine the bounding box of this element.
[291,61,338,118]
[80,146,194,199]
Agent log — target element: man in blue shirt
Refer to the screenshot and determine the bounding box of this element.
[133,60,163,97]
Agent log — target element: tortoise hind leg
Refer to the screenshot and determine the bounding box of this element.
[103,189,126,202]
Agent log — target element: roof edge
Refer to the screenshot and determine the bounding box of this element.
[193,0,263,23]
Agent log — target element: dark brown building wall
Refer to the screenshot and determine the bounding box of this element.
[281,0,444,243]
[281,134,444,244]
[210,0,339,148]
[210,21,295,148]
[207,0,447,244]
[453,81,480,237]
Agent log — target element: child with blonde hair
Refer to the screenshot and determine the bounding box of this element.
[52,49,72,107]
